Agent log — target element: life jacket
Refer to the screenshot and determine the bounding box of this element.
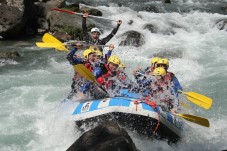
[117,71,127,81]
[96,63,119,89]
[84,60,93,72]
[164,72,174,82]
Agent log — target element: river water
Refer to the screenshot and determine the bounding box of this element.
[0,0,227,150]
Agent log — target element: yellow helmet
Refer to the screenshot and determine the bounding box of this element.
[153,67,166,76]
[108,55,121,65]
[150,57,161,64]
[95,50,103,57]
[83,48,96,58]
[157,58,169,67]
[119,62,126,68]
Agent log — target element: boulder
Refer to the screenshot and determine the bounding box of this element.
[52,31,72,42]
[119,30,145,47]
[143,24,159,33]
[0,51,20,59]
[213,19,227,31]
[67,122,137,151]
[80,6,102,16]
[162,0,171,3]
[0,0,38,39]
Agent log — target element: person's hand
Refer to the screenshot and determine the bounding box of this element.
[74,42,83,49]
[109,44,115,51]
[83,12,89,18]
[170,108,177,115]
[117,20,122,25]
[132,67,141,75]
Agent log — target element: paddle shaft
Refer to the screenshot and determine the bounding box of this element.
[51,8,117,22]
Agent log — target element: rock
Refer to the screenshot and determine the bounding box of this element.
[162,0,171,3]
[0,4,24,38]
[52,31,72,42]
[49,11,81,31]
[142,5,159,13]
[67,122,137,151]
[80,6,102,16]
[45,0,66,8]
[0,51,20,59]
[225,6,227,13]
[128,20,133,25]
[64,3,80,12]
[143,24,158,33]
[119,30,145,47]
[0,0,38,39]
[213,19,227,31]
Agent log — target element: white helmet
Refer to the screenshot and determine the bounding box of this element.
[91,27,100,34]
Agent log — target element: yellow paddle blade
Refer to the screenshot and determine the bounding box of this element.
[73,64,96,83]
[42,33,62,43]
[36,42,69,52]
[180,101,191,109]
[182,91,212,110]
[177,113,210,127]
[36,42,62,48]
[42,33,69,52]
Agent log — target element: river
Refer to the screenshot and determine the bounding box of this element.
[0,0,227,150]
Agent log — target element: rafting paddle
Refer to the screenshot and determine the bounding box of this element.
[73,64,108,94]
[40,33,69,52]
[176,113,210,127]
[51,8,117,22]
[178,91,212,110]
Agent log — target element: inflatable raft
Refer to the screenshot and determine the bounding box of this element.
[68,96,184,143]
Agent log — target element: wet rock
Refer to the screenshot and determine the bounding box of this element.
[45,0,66,8]
[0,4,24,38]
[67,122,137,151]
[162,0,171,3]
[65,3,80,12]
[0,51,20,59]
[143,24,159,33]
[224,6,227,14]
[119,30,145,47]
[80,6,102,16]
[0,0,38,39]
[52,31,72,42]
[213,19,227,31]
[128,20,133,25]
[142,5,159,13]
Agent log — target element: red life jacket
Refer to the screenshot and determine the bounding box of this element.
[96,64,112,88]
[164,72,174,82]
[117,71,127,81]
[84,60,93,71]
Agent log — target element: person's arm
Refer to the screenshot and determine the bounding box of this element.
[100,20,122,45]
[67,43,83,65]
[173,75,183,93]
[66,48,78,65]
[80,81,91,93]
[82,12,90,42]
[104,44,114,62]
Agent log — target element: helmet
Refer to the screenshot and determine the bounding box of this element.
[153,67,166,77]
[119,62,126,68]
[83,48,96,58]
[95,50,103,57]
[151,57,161,65]
[91,27,100,34]
[108,55,121,65]
[157,58,169,67]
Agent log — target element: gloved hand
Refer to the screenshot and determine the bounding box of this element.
[80,82,91,93]
[97,77,105,85]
